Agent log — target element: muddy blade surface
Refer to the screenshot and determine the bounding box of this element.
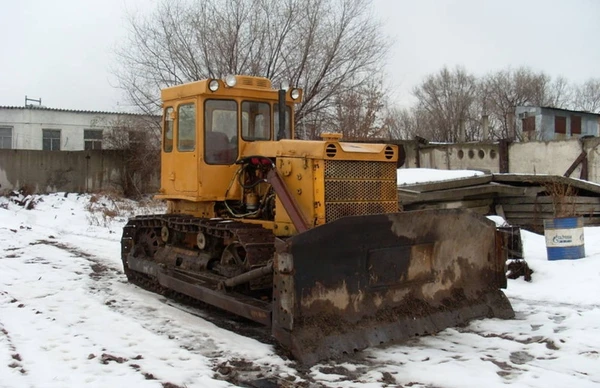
[272,209,514,365]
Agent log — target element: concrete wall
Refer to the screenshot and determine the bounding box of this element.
[409,143,501,173]
[399,141,419,168]
[508,140,583,176]
[581,137,600,183]
[398,137,600,184]
[0,149,158,194]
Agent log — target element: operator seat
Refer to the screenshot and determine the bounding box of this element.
[205,131,233,164]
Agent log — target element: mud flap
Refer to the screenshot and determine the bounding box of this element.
[272,209,514,364]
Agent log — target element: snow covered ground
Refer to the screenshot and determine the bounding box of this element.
[1,190,599,388]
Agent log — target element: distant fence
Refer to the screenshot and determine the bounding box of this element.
[0,149,159,194]
[400,137,600,184]
[3,137,600,195]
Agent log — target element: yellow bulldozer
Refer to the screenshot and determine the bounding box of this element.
[121,75,514,364]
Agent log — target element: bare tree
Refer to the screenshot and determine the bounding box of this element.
[480,67,573,140]
[411,66,479,142]
[389,66,588,143]
[385,107,415,140]
[572,78,600,113]
[115,0,390,135]
[329,77,387,140]
[384,107,438,141]
[546,76,573,109]
[93,115,161,197]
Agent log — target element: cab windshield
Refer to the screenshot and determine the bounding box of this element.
[203,99,292,164]
[204,99,237,164]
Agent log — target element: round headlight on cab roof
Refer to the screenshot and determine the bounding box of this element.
[224,74,237,87]
[208,79,220,92]
[290,88,301,100]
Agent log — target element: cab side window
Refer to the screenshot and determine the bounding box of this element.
[163,107,174,152]
[242,101,271,141]
[177,103,196,152]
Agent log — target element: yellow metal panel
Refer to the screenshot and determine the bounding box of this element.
[240,139,398,162]
[312,159,326,226]
[161,76,298,105]
[273,157,316,236]
[196,164,243,201]
[164,200,215,218]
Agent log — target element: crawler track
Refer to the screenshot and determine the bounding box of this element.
[120,214,276,325]
[122,215,275,266]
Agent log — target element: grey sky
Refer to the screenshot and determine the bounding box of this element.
[1,0,599,112]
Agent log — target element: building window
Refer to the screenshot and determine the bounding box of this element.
[571,115,582,135]
[0,127,12,149]
[128,130,144,147]
[554,116,566,134]
[84,129,103,150]
[522,116,535,133]
[43,129,61,151]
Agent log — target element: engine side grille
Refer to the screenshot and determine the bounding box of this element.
[323,160,398,222]
[325,160,396,180]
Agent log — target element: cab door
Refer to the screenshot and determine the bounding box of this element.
[161,101,199,194]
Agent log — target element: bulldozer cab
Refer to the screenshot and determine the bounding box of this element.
[157,75,298,205]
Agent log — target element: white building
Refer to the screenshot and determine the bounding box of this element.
[515,106,600,141]
[0,106,159,151]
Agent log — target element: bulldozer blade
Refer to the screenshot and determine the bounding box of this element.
[272,209,514,365]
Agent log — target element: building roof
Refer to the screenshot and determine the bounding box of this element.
[518,105,600,117]
[0,105,159,117]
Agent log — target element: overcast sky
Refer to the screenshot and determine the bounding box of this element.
[1,0,599,112]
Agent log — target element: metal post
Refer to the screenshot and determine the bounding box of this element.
[277,89,286,140]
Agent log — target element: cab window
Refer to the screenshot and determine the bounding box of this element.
[164,107,174,152]
[274,104,292,139]
[242,101,270,141]
[204,99,238,164]
[177,103,196,152]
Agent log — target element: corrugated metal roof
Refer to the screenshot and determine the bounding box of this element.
[0,105,159,117]
[522,106,600,117]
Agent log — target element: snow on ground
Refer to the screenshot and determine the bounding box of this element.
[1,190,600,388]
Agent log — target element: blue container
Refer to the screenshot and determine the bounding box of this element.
[543,217,585,260]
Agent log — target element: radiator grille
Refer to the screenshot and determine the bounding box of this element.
[325,160,397,180]
[324,160,398,222]
[325,180,398,202]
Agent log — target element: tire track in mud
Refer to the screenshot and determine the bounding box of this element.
[3,242,166,386]
[20,238,470,388]
[0,292,28,378]
[24,240,198,387]
[29,239,309,388]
